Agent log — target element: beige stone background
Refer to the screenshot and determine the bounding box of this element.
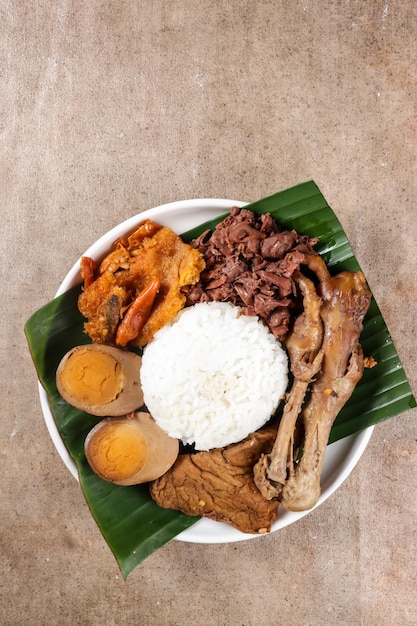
[2,1,417,624]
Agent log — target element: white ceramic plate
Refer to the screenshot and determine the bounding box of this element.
[39,198,374,544]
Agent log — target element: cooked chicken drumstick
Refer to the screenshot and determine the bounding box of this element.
[254,271,324,498]
[254,258,371,511]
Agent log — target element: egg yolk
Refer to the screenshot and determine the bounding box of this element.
[87,421,148,481]
[59,347,125,406]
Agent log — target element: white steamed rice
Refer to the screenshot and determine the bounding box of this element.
[140,301,288,450]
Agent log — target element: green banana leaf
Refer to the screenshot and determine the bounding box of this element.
[25,180,416,578]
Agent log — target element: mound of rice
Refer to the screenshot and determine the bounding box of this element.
[140,301,288,450]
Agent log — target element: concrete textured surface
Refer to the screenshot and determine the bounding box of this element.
[2,1,417,624]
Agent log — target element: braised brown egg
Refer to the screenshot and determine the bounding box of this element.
[84,412,179,486]
[56,344,144,416]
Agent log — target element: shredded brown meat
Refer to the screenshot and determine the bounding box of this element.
[183,207,319,340]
